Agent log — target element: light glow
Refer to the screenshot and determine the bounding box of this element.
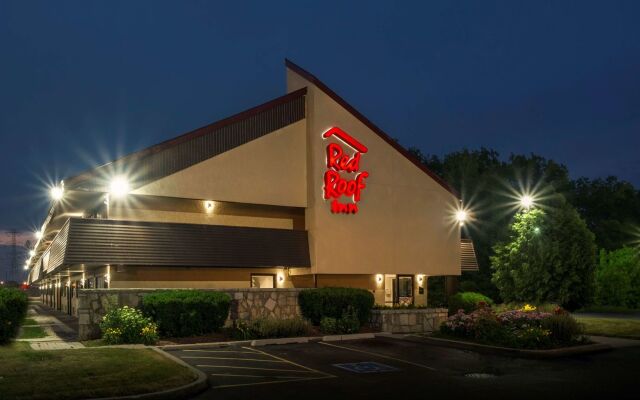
[455,210,468,225]
[50,186,64,201]
[520,195,534,210]
[109,176,130,198]
[29,250,35,257]
[204,200,216,213]
[376,274,384,284]
[35,230,43,239]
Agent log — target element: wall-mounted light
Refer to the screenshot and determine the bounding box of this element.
[35,230,43,239]
[204,200,216,213]
[376,274,383,284]
[109,176,130,198]
[417,274,424,285]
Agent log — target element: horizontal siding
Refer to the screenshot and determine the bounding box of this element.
[46,221,70,273]
[63,218,310,268]
[460,238,479,272]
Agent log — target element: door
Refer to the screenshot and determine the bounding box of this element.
[395,275,414,305]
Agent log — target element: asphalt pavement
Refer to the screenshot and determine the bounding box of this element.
[167,336,640,400]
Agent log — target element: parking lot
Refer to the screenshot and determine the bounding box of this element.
[168,336,640,400]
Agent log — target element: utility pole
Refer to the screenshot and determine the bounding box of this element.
[9,230,17,283]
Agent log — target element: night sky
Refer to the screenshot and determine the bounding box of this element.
[1,1,639,237]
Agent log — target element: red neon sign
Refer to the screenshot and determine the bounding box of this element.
[322,127,369,214]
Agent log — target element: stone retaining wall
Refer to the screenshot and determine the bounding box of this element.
[77,288,304,340]
[370,308,448,333]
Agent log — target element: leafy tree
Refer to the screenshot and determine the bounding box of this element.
[595,247,640,308]
[491,202,597,309]
[570,176,640,250]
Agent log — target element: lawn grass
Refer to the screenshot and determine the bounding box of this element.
[576,305,640,314]
[22,318,39,326]
[0,342,197,400]
[18,326,47,339]
[576,316,640,339]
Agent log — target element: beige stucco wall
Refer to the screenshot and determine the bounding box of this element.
[287,68,461,277]
[133,120,307,207]
[107,208,295,229]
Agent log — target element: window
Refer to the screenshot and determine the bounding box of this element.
[251,274,276,288]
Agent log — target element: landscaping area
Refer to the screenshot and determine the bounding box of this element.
[0,342,197,400]
[575,316,640,339]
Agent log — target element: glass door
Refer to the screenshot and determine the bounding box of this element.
[395,275,414,305]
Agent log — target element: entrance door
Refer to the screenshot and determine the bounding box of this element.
[394,275,414,305]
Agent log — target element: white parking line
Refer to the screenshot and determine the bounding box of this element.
[209,373,315,379]
[213,376,333,389]
[181,356,286,363]
[183,349,262,354]
[197,365,320,373]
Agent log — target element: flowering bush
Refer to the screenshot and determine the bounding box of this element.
[100,306,159,345]
[440,304,583,349]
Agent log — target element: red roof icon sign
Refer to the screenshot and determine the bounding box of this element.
[322,127,368,153]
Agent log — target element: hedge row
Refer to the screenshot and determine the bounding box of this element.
[141,290,231,337]
[298,287,374,325]
[0,288,28,344]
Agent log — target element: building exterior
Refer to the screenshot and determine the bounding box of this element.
[27,60,478,315]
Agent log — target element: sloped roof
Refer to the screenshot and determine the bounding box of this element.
[285,59,458,198]
[64,88,307,191]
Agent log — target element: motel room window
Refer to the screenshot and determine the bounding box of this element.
[251,274,276,289]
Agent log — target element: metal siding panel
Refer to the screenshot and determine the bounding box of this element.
[62,218,310,268]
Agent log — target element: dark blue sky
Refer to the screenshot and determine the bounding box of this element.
[1,0,639,234]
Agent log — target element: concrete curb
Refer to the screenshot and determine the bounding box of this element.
[159,332,378,349]
[159,340,252,350]
[87,347,208,400]
[322,333,376,342]
[403,335,612,359]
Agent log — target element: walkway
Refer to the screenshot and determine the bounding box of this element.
[18,298,85,350]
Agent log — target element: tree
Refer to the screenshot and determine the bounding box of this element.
[595,248,640,308]
[491,202,597,309]
[570,176,640,250]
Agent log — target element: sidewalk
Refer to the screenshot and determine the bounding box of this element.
[18,298,85,350]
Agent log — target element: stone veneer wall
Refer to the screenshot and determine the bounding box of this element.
[77,288,304,340]
[370,308,448,333]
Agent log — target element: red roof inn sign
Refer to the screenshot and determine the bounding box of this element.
[322,127,369,214]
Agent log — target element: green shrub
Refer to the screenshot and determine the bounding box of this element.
[298,287,374,325]
[447,292,494,315]
[100,306,158,345]
[320,317,339,334]
[232,317,310,340]
[0,288,28,344]
[541,312,584,344]
[141,290,231,337]
[337,306,360,334]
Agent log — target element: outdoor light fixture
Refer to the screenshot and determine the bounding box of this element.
[520,195,534,210]
[376,274,384,284]
[534,227,541,234]
[417,274,424,284]
[29,250,35,257]
[204,200,216,213]
[35,230,43,239]
[50,185,64,201]
[455,210,468,225]
[109,176,130,198]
